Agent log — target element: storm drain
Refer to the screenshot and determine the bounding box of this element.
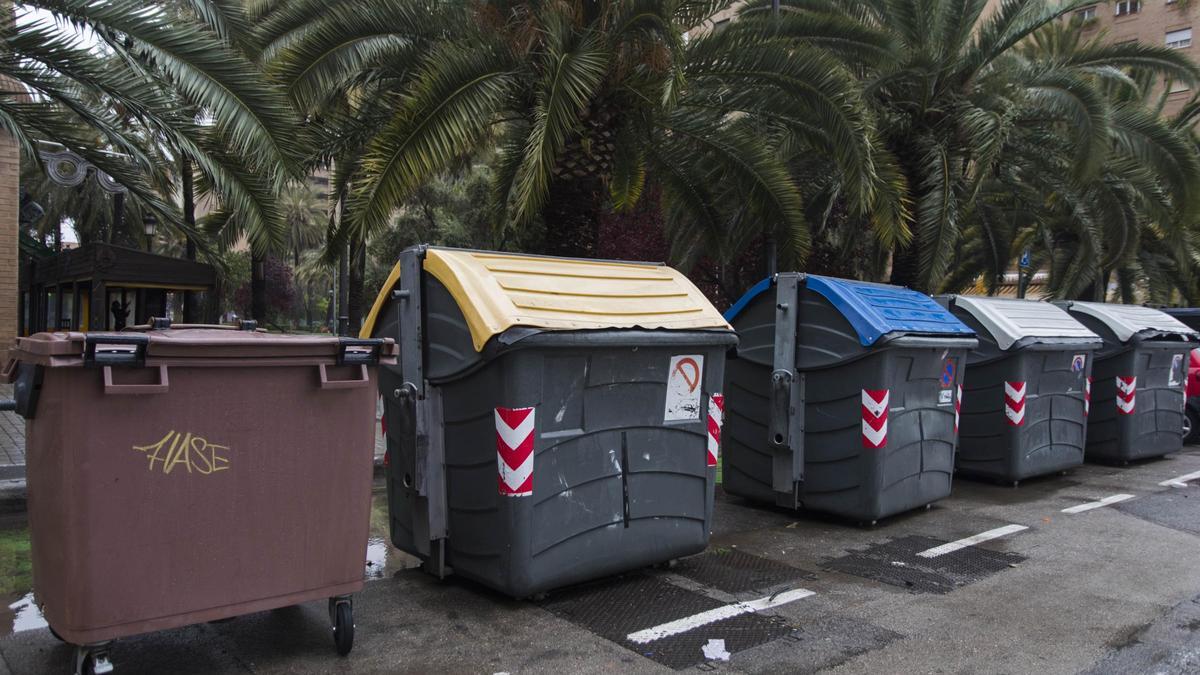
[673,548,812,594]
[823,535,1025,594]
[541,574,793,669]
[1116,490,1200,536]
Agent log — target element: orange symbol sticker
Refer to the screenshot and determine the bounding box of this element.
[665,354,705,421]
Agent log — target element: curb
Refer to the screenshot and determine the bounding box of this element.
[0,477,27,514]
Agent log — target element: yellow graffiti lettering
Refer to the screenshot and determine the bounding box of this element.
[132,431,231,477]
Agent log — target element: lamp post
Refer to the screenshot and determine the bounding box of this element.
[142,213,158,254]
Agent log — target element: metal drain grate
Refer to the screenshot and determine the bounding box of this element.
[823,535,1025,594]
[542,574,792,670]
[673,548,811,594]
[1116,490,1200,536]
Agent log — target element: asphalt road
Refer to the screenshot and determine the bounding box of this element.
[2,446,1199,674]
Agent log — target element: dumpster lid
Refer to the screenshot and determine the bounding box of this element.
[364,247,732,351]
[725,275,973,346]
[10,327,394,364]
[943,296,1100,350]
[1059,301,1198,343]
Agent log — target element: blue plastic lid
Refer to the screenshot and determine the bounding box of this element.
[724,274,974,346]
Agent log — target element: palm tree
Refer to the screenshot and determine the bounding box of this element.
[261,0,895,324]
[743,0,1200,293]
[7,0,304,319]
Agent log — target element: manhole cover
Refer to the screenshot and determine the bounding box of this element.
[1116,490,1200,536]
[542,575,792,669]
[823,535,1025,594]
[674,548,810,594]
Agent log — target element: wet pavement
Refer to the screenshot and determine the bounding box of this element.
[1,448,1199,674]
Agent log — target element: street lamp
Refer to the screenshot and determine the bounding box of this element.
[142,213,158,254]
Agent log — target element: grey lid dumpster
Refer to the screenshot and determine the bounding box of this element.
[937,296,1102,483]
[1055,301,1198,462]
[361,246,736,598]
[722,274,977,523]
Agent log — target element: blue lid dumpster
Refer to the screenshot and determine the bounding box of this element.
[722,274,976,523]
[938,296,1102,483]
[361,246,736,597]
[1054,301,1198,463]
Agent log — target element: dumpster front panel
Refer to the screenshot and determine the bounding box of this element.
[723,289,968,521]
[397,341,724,597]
[1087,346,1189,461]
[24,355,378,645]
[957,350,1092,481]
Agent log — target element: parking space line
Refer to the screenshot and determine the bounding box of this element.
[625,588,815,644]
[1159,470,1200,488]
[1061,494,1135,513]
[915,525,1029,558]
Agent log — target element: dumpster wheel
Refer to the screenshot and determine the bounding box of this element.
[73,644,113,675]
[330,596,354,656]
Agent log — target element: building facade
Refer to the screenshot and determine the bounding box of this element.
[1073,0,1199,117]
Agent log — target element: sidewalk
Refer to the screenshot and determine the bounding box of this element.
[0,384,23,481]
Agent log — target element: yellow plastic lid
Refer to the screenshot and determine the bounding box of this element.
[362,248,731,351]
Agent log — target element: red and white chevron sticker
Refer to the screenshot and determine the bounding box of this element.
[1084,377,1092,416]
[496,406,535,497]
[706,393,724,467]
[954,384,962,434]
[1004,381,1026,426]
[861,389,889,449]
[1116,376,1136,415]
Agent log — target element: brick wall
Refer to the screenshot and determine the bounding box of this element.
[0,131,15,352]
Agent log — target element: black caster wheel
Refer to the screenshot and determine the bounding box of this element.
[1012,481,1020,488]
[330,598,354,656]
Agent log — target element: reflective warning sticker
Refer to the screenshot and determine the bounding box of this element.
[861,389,889,449]
[664,355,704,421]
[706,394,724,467]
[1116,376,1136,415]
[1004,381,1026,426]
[496,407,535,497]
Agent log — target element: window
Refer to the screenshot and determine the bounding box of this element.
[1077,5,1097,21]
[1115,0,1140,16]
[1169,80,1191,94]
[1167,28,1192,49]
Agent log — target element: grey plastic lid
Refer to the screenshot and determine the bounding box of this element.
[1060,301,1197,343]
[945,296,1099,351]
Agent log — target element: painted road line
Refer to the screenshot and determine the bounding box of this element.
[1159,470,1200,488]
[1061,494,1135,514]
[915,525,1029,558]
[626,588,815,644]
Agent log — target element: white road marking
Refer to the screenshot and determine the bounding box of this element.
[1061,494,1135,514]
[1159,470,1200,488]
[915,524,1029,558]
[625,588,815,644]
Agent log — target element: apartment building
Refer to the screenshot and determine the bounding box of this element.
[1073,0,1199,117]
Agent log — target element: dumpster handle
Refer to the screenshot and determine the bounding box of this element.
[337,338,383,366]
[318,363,370,390]
[1,358,16,384]
[103,365,169,395]
[85,334,149,367]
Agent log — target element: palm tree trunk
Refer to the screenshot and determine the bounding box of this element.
[181,156,199,323]
[337,244,349,335]
[251,250,267,321]
[539,175,604,258]
[347,241,366,336]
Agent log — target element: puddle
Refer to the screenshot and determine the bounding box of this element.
[364,488,420,580]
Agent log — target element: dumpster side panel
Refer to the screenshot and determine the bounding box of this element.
[30,362,376,645]
[434,342,722,597]
[723,294,778,502]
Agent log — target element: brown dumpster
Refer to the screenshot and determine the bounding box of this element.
[3,322,394,674]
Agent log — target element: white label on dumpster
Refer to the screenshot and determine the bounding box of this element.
[938,389,953,405]
[664,355,704,421]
